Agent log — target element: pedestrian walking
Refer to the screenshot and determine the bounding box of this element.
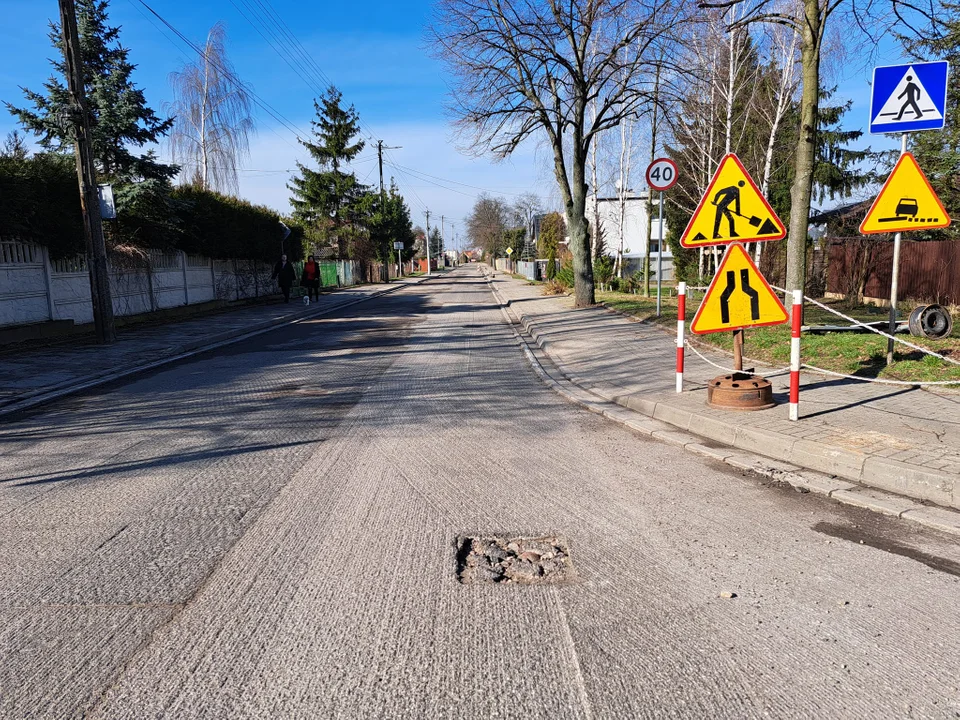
[271,254,297,303]
[301,255,320,302]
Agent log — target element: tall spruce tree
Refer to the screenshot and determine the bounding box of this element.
[903,3,960,240]
[6,0,174,184]
[369,179,415,264]
[288,86,366,258]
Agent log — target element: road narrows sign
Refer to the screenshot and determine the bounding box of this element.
[869,61,949,134]
[646,158,678,191]
[860,152,950,234]
[691,243,788,335]
[679,154,785,248]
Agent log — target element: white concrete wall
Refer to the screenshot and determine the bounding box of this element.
[0,239,362,329]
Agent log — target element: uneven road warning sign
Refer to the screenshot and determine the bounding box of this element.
[860,152,950,234]
[870,61,949,134]
[691,243,788,335]
[679,154,786,248]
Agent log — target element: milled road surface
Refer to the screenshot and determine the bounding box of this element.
[1,268,959,719]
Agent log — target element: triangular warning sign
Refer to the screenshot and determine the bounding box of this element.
[871,66,943,127]
[679,154,786,248]
[860,152,951,234]
[691,243,788,335]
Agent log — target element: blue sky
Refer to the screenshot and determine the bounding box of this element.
[0,0,916,231]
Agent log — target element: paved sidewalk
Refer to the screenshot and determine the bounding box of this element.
[486,270,960,511]
[0,277,426,417]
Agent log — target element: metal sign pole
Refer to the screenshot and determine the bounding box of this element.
[886,132,908,366]
[656,190,664,317]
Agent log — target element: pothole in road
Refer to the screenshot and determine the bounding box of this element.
[456,535,575,585]
[263,384,330,399]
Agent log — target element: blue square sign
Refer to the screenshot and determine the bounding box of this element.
[870,61,949,134]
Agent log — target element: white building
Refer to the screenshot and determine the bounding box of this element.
[589,191,673,281]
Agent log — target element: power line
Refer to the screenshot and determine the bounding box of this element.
[132,0,309,145]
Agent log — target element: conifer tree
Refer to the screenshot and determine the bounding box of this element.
[288,86,367,257]
[6,0,174,184]
[903,3,960,239]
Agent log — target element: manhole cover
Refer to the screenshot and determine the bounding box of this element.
[456,535,575,585]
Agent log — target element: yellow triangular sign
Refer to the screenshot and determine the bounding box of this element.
[691,243,788,335]
[860,152,950,234]
[680,154,786,248]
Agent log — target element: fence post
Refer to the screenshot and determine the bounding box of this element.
[180,251,189,306]
[789,290,803,421]
[676,281,686,393]
[41,245,57,321]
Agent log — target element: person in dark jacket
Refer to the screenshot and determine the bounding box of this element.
[271,254,297,303]
[301,255,320,302]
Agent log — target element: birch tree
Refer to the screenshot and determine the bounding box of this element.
[431,0,691,307]
[166,22,255,194]
[699,0,938,311]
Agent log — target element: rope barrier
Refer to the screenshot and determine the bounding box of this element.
[771,285,960,367]
[801,364,960,387]
[684,339,791,376]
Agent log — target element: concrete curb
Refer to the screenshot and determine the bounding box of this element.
[483,271,960,537]
[0,278,430,420]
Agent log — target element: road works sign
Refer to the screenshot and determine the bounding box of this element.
[679,154,786,248]
[870,61,949,134]
[691,243,788,335]
[860,152,950,234]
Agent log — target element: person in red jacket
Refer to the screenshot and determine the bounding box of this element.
[301,254,320,302]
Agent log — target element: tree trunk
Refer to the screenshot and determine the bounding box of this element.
[785,0,821,317]
[569,146,595,307]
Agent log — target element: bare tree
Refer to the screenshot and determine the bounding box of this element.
[467,194,510,260]
[166,22,255,194]
[754,14,801,262]
[512,192,543,259]
[699,0,937,313]
[431,0,691,307]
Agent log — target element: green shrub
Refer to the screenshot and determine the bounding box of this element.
[594,255,615,286]
[555,261,575,289]
[608,276,622,292]
[546,246,557,280]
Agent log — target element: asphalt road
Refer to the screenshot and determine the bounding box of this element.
[2,267,959,719]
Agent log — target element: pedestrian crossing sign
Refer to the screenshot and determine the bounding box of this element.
[691,243,788,334]
[869,61,949,134]
[679,154,786,249]
[860,152,950,234]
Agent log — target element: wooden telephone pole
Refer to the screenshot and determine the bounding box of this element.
[58,0,115,343]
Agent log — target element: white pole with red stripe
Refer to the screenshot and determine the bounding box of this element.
[676,282,686,393]
[789,290,802,421]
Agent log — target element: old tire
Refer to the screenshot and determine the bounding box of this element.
[908,304,954,339]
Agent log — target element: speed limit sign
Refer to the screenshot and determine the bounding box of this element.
[646,158,678,191]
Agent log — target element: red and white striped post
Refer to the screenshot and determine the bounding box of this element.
[676,282,686,393]
[789,290,802,421]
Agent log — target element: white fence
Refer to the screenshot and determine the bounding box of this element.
[0,239,358,328]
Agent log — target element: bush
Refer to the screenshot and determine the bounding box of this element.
[594,255,615,286]
[542,279,568,295]
[608,277,622,293]
[625,269,646,293]
[171,186,303,262]
[555,261,575,289]
[0,152,84,259]
[546,245,557,280]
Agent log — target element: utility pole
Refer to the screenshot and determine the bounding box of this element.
[377,140,401,282]
[424,210,432,276]
[440,215,445,268]
[59,0,114,343]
